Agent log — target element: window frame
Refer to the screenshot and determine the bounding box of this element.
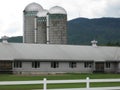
[14,61,22,68]
[84,62,92,68]
[106,62,111,68]
[69,62,77,68]
[32,61,40,68]
[51,61,59,68]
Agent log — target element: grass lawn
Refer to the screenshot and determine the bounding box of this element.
[0,73,120,90]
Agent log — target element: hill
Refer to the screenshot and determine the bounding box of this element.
[0,36,23,43]
[0,17,120,45]
[68,17,120,45]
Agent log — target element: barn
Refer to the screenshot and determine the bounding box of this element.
[0,41,120,74]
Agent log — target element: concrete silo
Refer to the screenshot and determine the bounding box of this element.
[23,2,43,43]
[48,6,67,44]
[23,3,67,44]
[35,10,48,43]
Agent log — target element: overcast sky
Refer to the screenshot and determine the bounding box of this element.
[0,0,120,38]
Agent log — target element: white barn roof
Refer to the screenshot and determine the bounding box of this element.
[0,43,120,61]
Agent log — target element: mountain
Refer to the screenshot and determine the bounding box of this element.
[68,17,120,45]
[0,36,23,43]
[0,17,120,45]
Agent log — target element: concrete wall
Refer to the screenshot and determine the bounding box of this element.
[23,13,67,44]
[13,61,120,75]
[49,14,67,44]
[36,17,47,43]
[13,61,93,75]
[23,11,38,43]
[118,62,120,73]
[104,62,119,73]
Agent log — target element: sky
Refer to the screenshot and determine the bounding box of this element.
[0,0,120,38]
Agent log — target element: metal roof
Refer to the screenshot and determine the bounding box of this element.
[0,43,120,61]
[37,9,48,17]
[49,6,67,14]
[24,2,43,12]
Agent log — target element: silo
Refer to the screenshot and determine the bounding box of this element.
[48,6,67,44]
[23,2,43,43]
[36,10,48,43]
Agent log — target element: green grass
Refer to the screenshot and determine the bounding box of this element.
[0,73,119,90]
[0,83,85,90]
[0,73,120,81]
[0,84,42,90]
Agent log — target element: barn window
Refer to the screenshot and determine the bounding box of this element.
[69,62,77,68]
[32,61,40,68]
[106,62,111,68]
[84,62,92,68]
[51,61,59,68]
[14,61,22,68]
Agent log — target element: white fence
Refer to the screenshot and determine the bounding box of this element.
[0,77,120,90]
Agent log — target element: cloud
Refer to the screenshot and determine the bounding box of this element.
[0,0,120,38]
[70,0,107,18]
[103,0,120,17]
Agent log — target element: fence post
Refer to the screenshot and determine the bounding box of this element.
[43,78,47,90]
[86,77,90,89]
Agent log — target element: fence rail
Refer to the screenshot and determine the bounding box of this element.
[0,77,120,90]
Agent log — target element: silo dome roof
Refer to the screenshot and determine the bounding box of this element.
[49,6,67,14]
[37,9,48,17]
[24,2,43,12]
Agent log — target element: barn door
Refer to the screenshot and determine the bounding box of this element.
[95,62,104,72]
[0,61,12,73]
